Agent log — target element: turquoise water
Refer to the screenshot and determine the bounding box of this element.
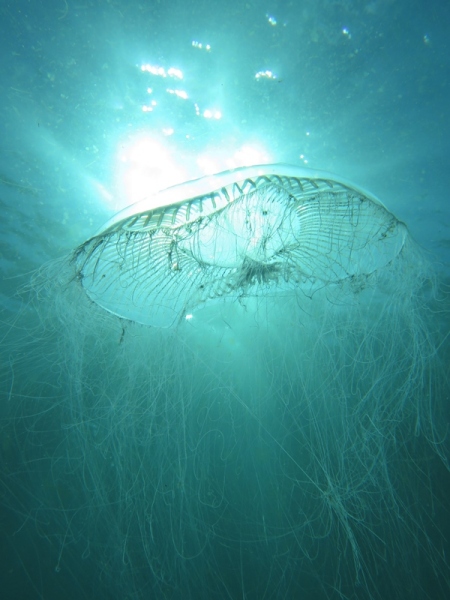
[1,1,449,599]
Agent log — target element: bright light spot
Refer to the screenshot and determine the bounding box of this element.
[196,156,217,174]
[203,109,222,120]
[142,105,153,112]
[147,87,153,94]
[185,313,194,321]
[192,40,211,51]
[196,143,271,176]
[266,14,277,26]
[255,70,277,80]
[140,64,183,79]
[162,128,174,136]
[141,64,167,77]
[230,145,271,168]
[342,28,352,39]
[166,88,189,100]
[114,135,188,209]
[167,67,183,79]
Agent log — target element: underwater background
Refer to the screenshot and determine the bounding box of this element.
[1,1,450,599]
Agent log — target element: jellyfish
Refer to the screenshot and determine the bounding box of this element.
[75,164,407,327]
[1,164,449,599]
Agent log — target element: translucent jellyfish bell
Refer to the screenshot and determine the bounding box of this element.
[75,164,408,327]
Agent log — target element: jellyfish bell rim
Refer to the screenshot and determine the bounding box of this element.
[96,163,392,236]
